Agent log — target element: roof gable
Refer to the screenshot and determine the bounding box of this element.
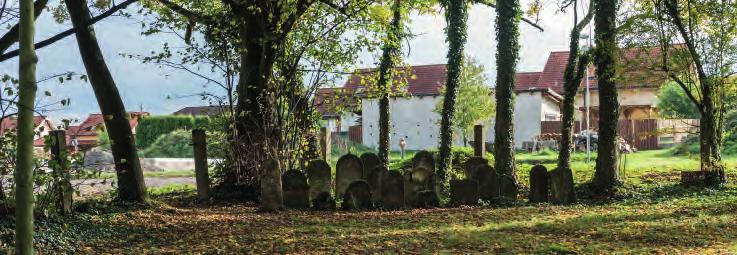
[343,64,447,97]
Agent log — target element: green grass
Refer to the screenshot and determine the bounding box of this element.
[86,169,195,180]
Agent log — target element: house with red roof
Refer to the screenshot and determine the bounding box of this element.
[0,116,55,148]
[66,112,149,151]
[314,88,360,134]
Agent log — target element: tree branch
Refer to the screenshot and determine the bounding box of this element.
[471,0,544,32]
[0,0,48,55]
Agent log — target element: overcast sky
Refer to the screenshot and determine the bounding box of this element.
[0,1,583,123]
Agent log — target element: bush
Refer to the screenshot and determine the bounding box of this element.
[141,130,194,158]
[135,115,210,149]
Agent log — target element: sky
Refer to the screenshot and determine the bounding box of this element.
[0,1,582,123]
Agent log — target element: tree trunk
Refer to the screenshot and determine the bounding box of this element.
[592,0,620,192]
[66,0,147,202]
[493,0,521,182]
[438,0,468,182]
[376,0,402,165]
[15,0,38,252]
[700,90,725,185]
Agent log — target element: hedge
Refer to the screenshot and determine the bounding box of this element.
[135,115,210,149]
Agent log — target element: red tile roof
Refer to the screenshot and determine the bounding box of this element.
[516,47,669,94]
[343,64,447,97]
[173,106,226,116]
[67,112,148,137]
[313,88,358,117]
[0,116,54,135]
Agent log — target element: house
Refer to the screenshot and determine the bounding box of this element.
[66,112,149,151]
[172,106,227,116]
[512,47,670,148]
[314,88,360,134]
[0,116,55,148]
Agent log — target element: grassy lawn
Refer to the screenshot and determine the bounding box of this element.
[84,169,195,180]
[4,149,737,253]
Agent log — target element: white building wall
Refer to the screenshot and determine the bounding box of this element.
[513,92,544,148]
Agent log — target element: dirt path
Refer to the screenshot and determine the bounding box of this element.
[74,177,195,197]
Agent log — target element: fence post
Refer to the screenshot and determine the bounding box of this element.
[50,130,72,215]
[192,129,210,200]
[320,127,331,162]
[474,125,485,158]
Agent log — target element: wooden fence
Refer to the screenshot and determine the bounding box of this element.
[348,125,362,144]
[540,119,659,150]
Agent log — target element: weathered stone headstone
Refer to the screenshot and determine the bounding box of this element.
[342,180,372,210]
[360,152,381,179]
[259,159,283,212]
[381,171,404,209]
[499,175,518,201]
[412,150,435,171]
[464,157,489,179]
[282,170,310,209]
[473,125,485,157]
[335,154,364,199]
[404,167,437,207]
[529,165,549,203]
[367,166,388,204]
[306,160,332,202]
[549,167,576,204]
[471,164,499,200]
[450,179,479,206]
[312,192,336,210]
[416,190,440,208]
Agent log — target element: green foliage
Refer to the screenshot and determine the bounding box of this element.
[657,82,701,119]
[435,56,495,140]
[135,115,210,149]
[97,129,111,150]
[141,130,194,158]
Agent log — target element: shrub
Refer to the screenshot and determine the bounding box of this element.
[97,130,111,150]
[141,130,194,158]
[135,115,210,149]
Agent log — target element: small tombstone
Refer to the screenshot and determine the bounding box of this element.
[471,164,499,200]
[306,160,332,202]
[282,170,310,209]
[464,157,489,179]
[473,125,485,157]
[528,165,549,203]
[416,190,440,208]
[335,154,364,199]
[311,192,336,210]
[381,171,405,209]
[360,152,382,179]
[342,180,372,210]
[367,166,388,204]
[404,167,437,207]
[450,179,479,206]
[499,175,519,201]
[412,150,435,171]
[549,167,576,204]
[259,159,283,212]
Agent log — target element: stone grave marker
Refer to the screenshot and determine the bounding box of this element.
[549,167,576,204]
[335,154,364,199]
[367,166,388,204]
[259,159,283,211]
[529,165,549,203]
[312,192,336,210]
[499,175,519,201]
[412,150,435,171]
[306,160,332,202]
[282,170,310,209]
[381,171,405,210]
[471,164,499,200]
[464,157,489,179]
[342,180,372,210]
[360,152,381,179]
[404,167,437,207]
[450,179,479,206]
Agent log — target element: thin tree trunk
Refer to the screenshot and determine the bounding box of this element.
[377,0,402,165]
[15,0,38,252]
[438,0,468,182]
[66,0,147,202]
[592,0,620,192]
[493,0,521,180]
[700,91,725,184]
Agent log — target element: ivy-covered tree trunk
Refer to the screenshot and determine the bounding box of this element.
[493,0,521,181]
[437,0,468,182]
[558,1,594,169]
[15,0,38,252]
[592,0,620,191]
[376,0,402,165]
[700,84,725,184]
[66,0,147,202]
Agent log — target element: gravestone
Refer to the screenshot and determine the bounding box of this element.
[282,170,310,209]
[412,150,435,171]
[367,166,388,204]
[528,165,549,203]
[306,160,332,202]
[381,171,405,210]
[335,154,364,199]
[259,159,283,212]
[360,152,382,179]
[311,192,336,210]
[549,167,576,204]
[342,180,372,210]
[450,179,479,206]
[499,175,518,201]
[404,167,437,207]
[473,125,485,157]
[471,164,499,200]
[416,190,440,208]
[464,157,489,179]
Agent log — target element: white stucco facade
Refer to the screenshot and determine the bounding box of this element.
[511,90,561,148]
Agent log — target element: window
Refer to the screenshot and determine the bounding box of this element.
[544,113,559,121]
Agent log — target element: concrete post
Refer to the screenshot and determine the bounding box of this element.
[320,127,331,162]
[50,130,72,214]
[192,129,211,200]
[474,125,485,158]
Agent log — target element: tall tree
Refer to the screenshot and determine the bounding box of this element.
[376,0,403,165]
[558,0,593,169]
[493,0,522,187]
[437,0,468,182]
[592,0,620,191]
[15,0,38,252]
[65,0,147,202]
